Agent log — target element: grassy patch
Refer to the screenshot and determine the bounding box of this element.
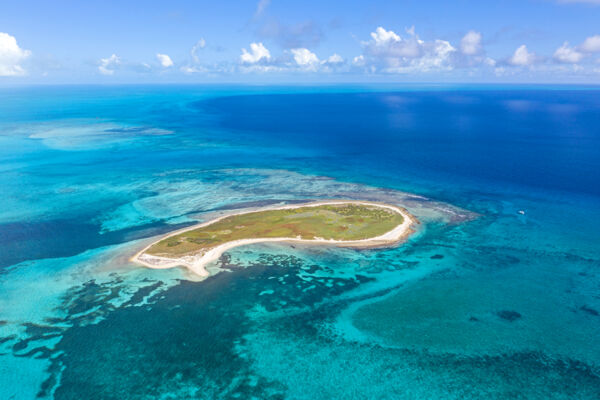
[146,203,403,257]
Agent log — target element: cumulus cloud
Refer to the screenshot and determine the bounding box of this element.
[237,43,347,73]
[371,27,402,45]
[0,32,31,76]
[238,42,278,72]
[317,53,345,71]
[323,53,344,65]
[460,31,483,55]
[580,35,600,52]
[291,48,319,68]
[549,35,600,66]
[357,26,456,73]
[156,53,174,67]
[84,26,600,78]
[367,27,421,58]
[240,42,271,63]
[453,30,496,68]
[353,55,365,66]
[98,54,120,75]
[509,45,536,66]
[553,42,584,63]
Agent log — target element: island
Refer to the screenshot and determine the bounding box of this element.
[132,201,416,277]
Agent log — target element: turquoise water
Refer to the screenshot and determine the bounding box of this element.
[0,85,599,399]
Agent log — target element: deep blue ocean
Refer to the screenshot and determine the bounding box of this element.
[1,85,599,399]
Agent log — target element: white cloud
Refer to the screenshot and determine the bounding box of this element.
[238,46,344,73]
[191,38,206,63]
[453,30,496,68]
[238,42,278,73]
[86,26,600,78]
[0,32,31,76]
[553,42,583,63]
[255,0,271,17]
[156,53,174,67]
[138,62,151,72]
[358,26,456,73]
[240,42,271,63]
[509,45,536,66]
[402,40,456,72]
[319,53,345,71]
[352,55,365,66]
[371,27,402,45]
[239,64,281,73]
[366,27,421,58]
[323,53,344,64]
[98,54,120,75]
[484,57,497,67]
[181,65,208,74]
[580,35,600,52]
[494,66,507,76]
[460,31,483,55]
[291,48,319,67]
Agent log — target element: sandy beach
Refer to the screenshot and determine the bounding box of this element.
[132,200,417,277]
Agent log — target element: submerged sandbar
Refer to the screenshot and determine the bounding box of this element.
[132,201,416,277]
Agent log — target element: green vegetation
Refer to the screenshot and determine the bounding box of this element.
[146,203,403,257]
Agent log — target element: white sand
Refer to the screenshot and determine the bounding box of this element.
[132,200,416,277]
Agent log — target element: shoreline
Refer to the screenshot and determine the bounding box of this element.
[131,200,417,277]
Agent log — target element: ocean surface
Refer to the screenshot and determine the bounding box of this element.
[0,85,599,399]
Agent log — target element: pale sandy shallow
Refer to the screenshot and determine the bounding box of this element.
[132,200,417,277]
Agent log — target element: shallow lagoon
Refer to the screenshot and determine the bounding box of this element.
[1,86,599,399]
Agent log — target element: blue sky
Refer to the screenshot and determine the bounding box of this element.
[1,0,600,83]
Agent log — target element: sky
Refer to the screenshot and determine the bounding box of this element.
[1,0,600,84]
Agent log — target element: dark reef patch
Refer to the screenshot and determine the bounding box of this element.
[580,305,599,317]
[496,310,522,322]
[11,254,365,399]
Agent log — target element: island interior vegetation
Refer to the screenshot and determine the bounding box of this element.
[146,203,404,257]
